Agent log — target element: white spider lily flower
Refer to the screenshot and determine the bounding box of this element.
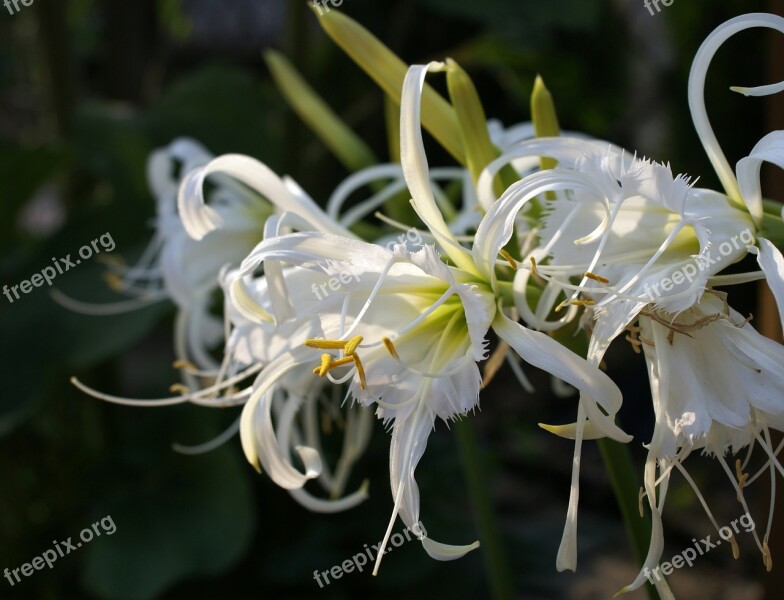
[232,61,626,574]
[616,292,784,600]
[617,12,784,597]
[474,132,752,571]
[221,264,373,513]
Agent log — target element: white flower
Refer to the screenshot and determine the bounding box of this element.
[618,292,783,599]
[472,128,753,572]
[616,12,784,598]
[231,61,626,574]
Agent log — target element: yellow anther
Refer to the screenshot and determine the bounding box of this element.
[169,383,190,395]
[103,272,125,292]
[529,257,539,276]
[735,458,749,489]
[763,540,773,571]
[305,338,348,350]
[382,337,400,359]
[343,335,364,356]
[327,356,357,369]
[730,534,739,560]
[97,254,126,268]
[172,359,198,371]
[353,353,367,390]
[306,338,366,388]
[584,271,609,284]
[570,300,596,307]
[499,249,518,270]
[317,353,333,377]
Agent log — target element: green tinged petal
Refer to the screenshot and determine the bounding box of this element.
[384,94,401,163]
[445,59,497,184]
[531,75,561,172]
[313,8,466,165]
[445,59,519,195]
[264,50,377,172]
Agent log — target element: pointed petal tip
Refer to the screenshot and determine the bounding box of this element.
[539,421,604,440]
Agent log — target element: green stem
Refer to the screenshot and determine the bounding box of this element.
[454,419,514,600]
[597,438,657,600]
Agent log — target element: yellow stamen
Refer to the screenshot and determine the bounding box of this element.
[570,300,596,307]
[172,359,198,371]
[343,335,364,356]
[499,249,518,270]
[584,271,609,284]
[97,254,126,267]
[729,534,740,560]
[169,383,189,394]
[735,458,749,489]
[763,539,773,571]
[382,336,400,359]
[317,353,333,376]
[305,338,348,350]
[103,272,125,292]
[353,353,366,389]
[529,256,539,276]
[325,356,356,370]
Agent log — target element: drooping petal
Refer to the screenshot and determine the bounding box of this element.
[239,349,323,487]
[401,63,477,274]
[751,237,784,337]
[178,154,351,240]
[737,131,784,225]
[492,309,630,442]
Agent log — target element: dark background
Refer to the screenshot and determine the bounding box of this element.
[1,1,782,598]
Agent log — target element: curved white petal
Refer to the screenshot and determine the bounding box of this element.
[737,131,784,225]
[401,63,476,274]
[689,13,784,201]
[288,480,369,513]
[492,309,630,442]
[239,349,322,488]
[752,237,784,334]
[731,80,784,97]
[477,136,631,211]
[473,169,608,286]
[147,137,213,209]
[178,154,351,240]
[385,398,480,565]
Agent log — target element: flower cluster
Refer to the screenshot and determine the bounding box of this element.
[71,10,784,599]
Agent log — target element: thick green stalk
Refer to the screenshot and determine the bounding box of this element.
[454,419,514,600]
